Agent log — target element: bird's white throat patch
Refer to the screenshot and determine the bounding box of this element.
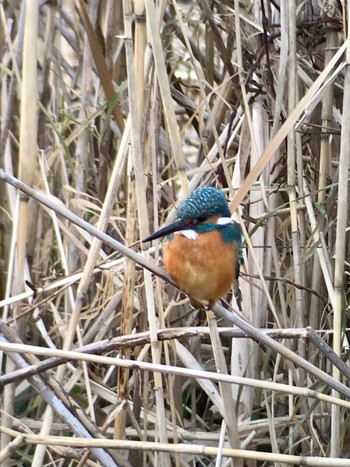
[216,217,233,225]
[177,217,232,240]
[177,229,198,240]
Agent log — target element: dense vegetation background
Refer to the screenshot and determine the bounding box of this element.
[1,0,350,465]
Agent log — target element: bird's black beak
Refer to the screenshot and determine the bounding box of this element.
[143,219,190,242]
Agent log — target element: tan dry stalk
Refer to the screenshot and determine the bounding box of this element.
[311,10,340,455]
[310,26,339,331]
[331,8,350,456]
[75,6,94,196]
[287,1,303,331]
[114,0,147,441]
[286,1,306,455]
[76,0,124,131]
[207,311,242,464]
[123,2,170,463]
[144,0,189,195]
[4,425,350,466]
[1,1,39,460]
[115,161,137,440]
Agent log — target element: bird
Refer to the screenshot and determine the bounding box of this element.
[143,186,242,309]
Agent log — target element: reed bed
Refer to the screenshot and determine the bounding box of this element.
[0,1,350,466]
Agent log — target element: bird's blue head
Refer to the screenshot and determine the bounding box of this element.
[177,186,231,222]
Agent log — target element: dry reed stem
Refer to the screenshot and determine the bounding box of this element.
[2,336,350,410]
[3,426,350,466]
[1,0,39,456]
[330,9,350,454]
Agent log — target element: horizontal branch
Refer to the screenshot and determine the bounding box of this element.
[0,324,341,387]
[1,426,349,466]
[1,336,350,409]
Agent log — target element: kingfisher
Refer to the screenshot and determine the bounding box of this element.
[144,186,242,309]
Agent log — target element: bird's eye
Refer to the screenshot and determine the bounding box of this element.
[184,218,198,226]
[184,216,207,226]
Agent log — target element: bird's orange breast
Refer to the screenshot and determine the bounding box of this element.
[163,230,239,308]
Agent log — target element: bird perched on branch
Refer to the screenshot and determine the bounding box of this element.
[144,187,242,309]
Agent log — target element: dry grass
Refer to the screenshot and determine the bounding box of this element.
[1,1,350,466]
